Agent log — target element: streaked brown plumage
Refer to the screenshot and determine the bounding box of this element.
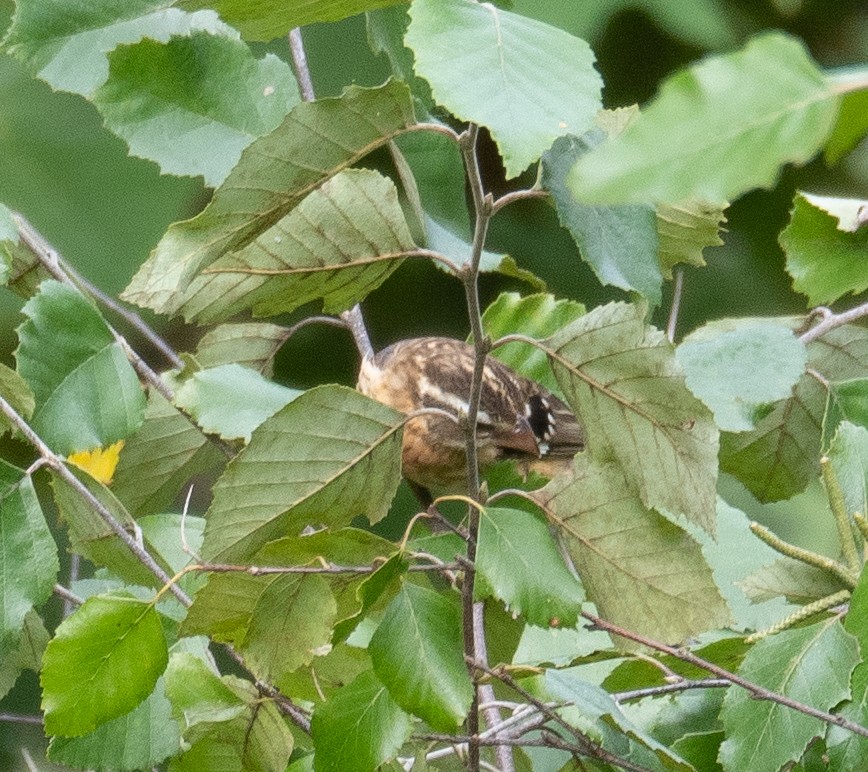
[357,337,584,500]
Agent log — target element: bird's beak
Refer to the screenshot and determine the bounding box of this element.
[492,415,541,457]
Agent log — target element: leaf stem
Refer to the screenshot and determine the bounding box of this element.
[582,610,868,739]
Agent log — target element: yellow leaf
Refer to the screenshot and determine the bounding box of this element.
[67,441,125,485]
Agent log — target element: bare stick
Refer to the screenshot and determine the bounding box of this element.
[582,610,868,739]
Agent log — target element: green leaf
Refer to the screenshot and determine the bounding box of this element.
[546,670,693,771]
[0,610,48,702]
[824,379,868,448]
[538,458,730,643]
[195,322,291,375]
[569,33,838,204]
[122,81,416,318]
[476,507,584,628]
[720,324,868,502]
[16,280,146,456]
[367,6,435,114]
[656,200,727,279]
[719,617,859,772]
[311,669,411,772]
[780,192,868,306]
[0,362,35,436]
[737,557,850,606]
[94,32,298,187]
[676,319,807,432]
[41,594,168,737]
[174,364,301,442]
[182,571,336,682]
[2,0,236,96]
[369,582,472,731]
[165,651,293,772]
[202,385,403,563]
[542,133,662,304]
[0,461,57,657]
[112,388,225,518]
[253,528,401,645]
[50,468,166,588]
[827,567,868,766]
[333,552,408,644]
[48,676,180,771]
[177,0,408,41]
[481,292,585,392]
[407,0,602,178]
[549,301,719,532]
[181,168,419,323]
[825,80,868,163]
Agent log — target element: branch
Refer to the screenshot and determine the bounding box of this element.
[13,214,182,391]
[799,300,868,344]
[470,658,653,772]
[613,678,730,702]
[581,611,868,739]
[457,122,496,772]
[0,395,191,607]
[191,561,462,576]
[666,269,684,343]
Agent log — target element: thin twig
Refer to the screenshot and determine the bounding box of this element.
[192,561,462,576]
[62,553,81,617]
[581,611,868,739]
[13,214,178,400]
[54,583,84,608]
[287,26,374,362]
[288,28,316,102]
[471,659,653,772]
[799,300,868,344]
[613,678,731,702]
[0,713,44,726]
[490,187,549,215]
[474,603,515,772]
[666,269,684,343]
[0,395,191,608]
[12,213,183,370]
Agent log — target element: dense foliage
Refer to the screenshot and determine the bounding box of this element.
[0,1,867,770]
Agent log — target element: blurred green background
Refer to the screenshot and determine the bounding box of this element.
[0,1,866,767]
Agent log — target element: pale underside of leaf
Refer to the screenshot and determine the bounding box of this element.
[549,302,718,532]
[538,459,730,644]
[121,81,417,317]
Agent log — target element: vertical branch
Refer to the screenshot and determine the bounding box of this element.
[458,124,514,772]
[287,27,373,361]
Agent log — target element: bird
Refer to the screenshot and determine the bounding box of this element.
[357,337,584,504]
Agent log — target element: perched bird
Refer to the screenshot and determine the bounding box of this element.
[357,337,584,503]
